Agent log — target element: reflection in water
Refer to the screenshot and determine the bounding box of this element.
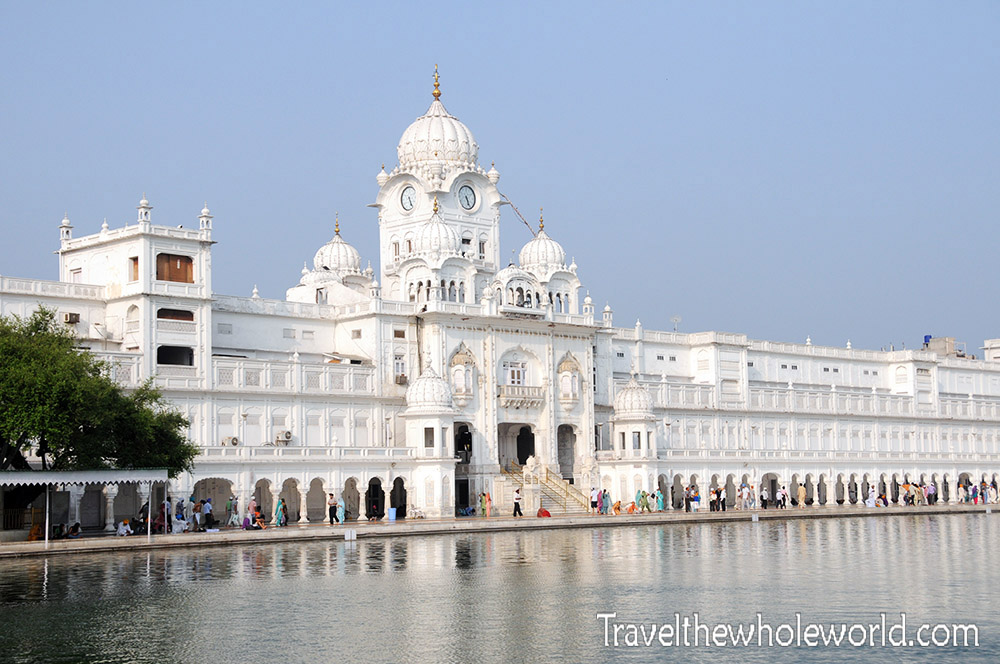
[0,514,997,662]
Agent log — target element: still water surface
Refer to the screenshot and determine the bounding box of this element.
[0,514,995,663]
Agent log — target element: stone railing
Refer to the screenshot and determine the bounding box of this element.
[0,276,105,300]
[155,319,197,334]
[498,384,545,409]
[196,445,415,462]
[750,387,914,417]
[213,358,374,394]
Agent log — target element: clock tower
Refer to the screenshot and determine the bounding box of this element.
[372,67,503,304]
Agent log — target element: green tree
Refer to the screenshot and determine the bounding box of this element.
[0,307,197,478]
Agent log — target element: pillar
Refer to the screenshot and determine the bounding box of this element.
[103,484,119,531]
[270,486,282,524]
[235,487,250,523]
[823,477,836,507]
[68,485,85,525]
[297,487,309,523]
[946,477,959,505]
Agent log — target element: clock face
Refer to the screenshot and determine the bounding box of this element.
[458,185,476,210]
[400,186,416,211]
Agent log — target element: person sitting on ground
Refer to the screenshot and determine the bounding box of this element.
[116,519,133,537]
[67,522,81,538]
[254,508,266,529]
[536,507,551,518]
[612,500,622,515]
[53,523,66,539]
[626,501,637,514]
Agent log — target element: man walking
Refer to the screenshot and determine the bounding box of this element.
[513,488,523,517]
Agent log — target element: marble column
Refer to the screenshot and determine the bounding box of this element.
[68,485,85,525]
[270,487,282,524]
[947,478,959,505]
[297,488,309,523]
[136,481,151,518]
[824,478,836,506]
[103,484,119,531]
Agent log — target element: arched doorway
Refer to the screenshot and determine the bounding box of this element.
[455,423,473,464]
[557,424,576,481]
[343,477,360,521]
[254,479,273,522]
[390,477,407,519]
[365,478,386,520]
[306,478,326,523]
[516,427,535,466]
[279,478,300,523]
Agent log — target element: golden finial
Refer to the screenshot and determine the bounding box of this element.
[433,195,439,214]
[334,212,340,235]
[432,64,441,100]
[539,207,544,231]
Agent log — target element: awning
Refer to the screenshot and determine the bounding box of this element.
[0,469,168,487]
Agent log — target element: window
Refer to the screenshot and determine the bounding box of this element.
[157,308,194,321]
[656,354,664,361]
[70,269,82,283]
[479,240,486,259]
[424,427,434,448]
[393,329,406,339]
[747,361,754,367]
[616,352,625,358]
[283,328,296,339]
[823,367,830,373]
[394,354,406,377]
[504,361,527,386]
[128,257,139,282]
[917,368,931,376]
[833,368,839,373]
[303,330,315,340]
[632,431,641,450]
[791,365,798,370]
[863,370,869,375]
[669,356,676,362]
[405,239,413,253]
[217,323,232,335]
[156,345,194,366]
[620,432,626,450]
[872,370,878,376]
[461,237,472,256]
[316,288,327,304]
[392,242,400,260]
[351,329,362,339]
[781,364,788,370]
[155,253,194,283]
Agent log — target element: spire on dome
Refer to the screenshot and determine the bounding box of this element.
[335,212,340,235]
[432,64,441,100]
[539,207,544,231]
[433,195,439,214]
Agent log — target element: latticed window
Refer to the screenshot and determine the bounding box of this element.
[503,361,526,386]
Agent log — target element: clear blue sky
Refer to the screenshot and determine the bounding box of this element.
[2,2,998,353]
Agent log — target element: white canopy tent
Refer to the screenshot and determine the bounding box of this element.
[0,469,169,548]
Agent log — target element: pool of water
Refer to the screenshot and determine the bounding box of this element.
[0,514,994,662]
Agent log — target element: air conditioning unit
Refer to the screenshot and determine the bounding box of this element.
[63,312,81,324]
[395,374,408,385]
[223,436,239,446]
[280,430,293,441]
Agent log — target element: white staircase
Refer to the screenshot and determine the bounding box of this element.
[501,462,591,516]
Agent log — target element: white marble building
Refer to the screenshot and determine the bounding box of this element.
[3,74,1000,526]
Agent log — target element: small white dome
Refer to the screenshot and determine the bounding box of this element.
[415,212,460,256]
[313,227,361,275]
[493,263,535,286]
[519,229,566,273]
[405,366,454,412]
[397,100,479,166]
[613,376,654,418]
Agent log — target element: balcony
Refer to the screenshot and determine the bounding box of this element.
[213,358,374,394]
[498,384,545,409]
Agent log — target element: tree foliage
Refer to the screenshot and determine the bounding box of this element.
[0,307,197,477]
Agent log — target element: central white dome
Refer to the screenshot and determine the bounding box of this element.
[613,376,654,418]
[405,366,454,413]
[519,229,566,273]
[397,100,478,166]
[313,230,361,275]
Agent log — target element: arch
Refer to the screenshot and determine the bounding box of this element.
[306,478,326,523]
[557,424,576,481]
[192,477,233,526]
[279,478,300,523]
[365,477,386,520]
[725,474,737,509]
[343,477,361,521]
[672,474,684,509]
[658,474,670,509]
[760,473,780,508]
[390,477,407,519]
[835,474,846,504]
[804,473,815,506]
[253,478,273,522]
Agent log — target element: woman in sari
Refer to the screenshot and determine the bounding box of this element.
[337,495,346,523]
[274,498,285,526]
[596,489,603,515]
[485,492,492,518]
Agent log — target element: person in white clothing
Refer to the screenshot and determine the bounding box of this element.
[590,487,599,515]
